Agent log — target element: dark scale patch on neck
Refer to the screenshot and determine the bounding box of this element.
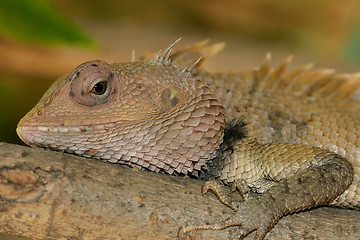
[199,118,248,180]
[222,119,247,146]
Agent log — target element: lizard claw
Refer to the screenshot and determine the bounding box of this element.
[201,180,221,195]
[178,218,244,239]
[230,179,250,201]
[201,180,237,211]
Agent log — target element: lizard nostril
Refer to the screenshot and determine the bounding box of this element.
[37,108,44,116]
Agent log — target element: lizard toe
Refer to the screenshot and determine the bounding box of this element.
[202,180,238,211]
[232,197,278,239]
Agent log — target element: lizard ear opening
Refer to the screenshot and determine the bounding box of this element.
[69,61,115,106]
[160,87,182,109]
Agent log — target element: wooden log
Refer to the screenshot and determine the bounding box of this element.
[0,142,359,239]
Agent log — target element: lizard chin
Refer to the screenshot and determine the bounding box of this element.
[16,125,33,147]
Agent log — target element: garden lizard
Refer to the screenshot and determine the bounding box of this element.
[17,39,360,239]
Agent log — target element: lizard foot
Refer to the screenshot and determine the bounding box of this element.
[180,181,278,239]
[202,180,250,211]
[178,196,278,240]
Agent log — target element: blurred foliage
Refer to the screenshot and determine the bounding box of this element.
[0,0,95,47]
[346,19,360,62]
[0,71,50,145]
[53,0,360,57]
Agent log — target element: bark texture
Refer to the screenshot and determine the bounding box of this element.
[0,142,359,240]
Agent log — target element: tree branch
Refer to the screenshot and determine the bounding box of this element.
[0,142,359,239]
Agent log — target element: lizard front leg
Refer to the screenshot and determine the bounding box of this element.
[179,141,354,239]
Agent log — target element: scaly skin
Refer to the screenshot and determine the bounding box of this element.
[180,120,354,239]
[17,40,359,239]
[200,54,360,208]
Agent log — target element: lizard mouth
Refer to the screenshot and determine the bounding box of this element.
[16,125,47,148]
[16,124,91,149]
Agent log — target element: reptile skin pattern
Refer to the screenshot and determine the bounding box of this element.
[17,40,359,239]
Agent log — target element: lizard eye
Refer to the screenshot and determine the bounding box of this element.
[91,81,107,95]
[70,61,115,106]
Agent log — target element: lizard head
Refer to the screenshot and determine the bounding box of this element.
[17,43,226,174]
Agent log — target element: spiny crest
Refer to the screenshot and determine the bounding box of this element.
[181,56,202,76]
[151,38,182,67]
[170,39,225,74]
[149,39,225,76]
[253,54,360,106]
[131,50,136,63]
[150,38,200,76]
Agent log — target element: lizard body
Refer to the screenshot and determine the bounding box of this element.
[17,40,359,239]
[201,57,360,208]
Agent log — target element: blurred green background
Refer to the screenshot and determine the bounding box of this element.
[0,0,360,239]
